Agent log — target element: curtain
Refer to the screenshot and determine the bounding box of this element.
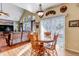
[40,16,65,40]
[40,16,65,52]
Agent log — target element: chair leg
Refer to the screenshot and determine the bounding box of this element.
[45,50,51,56]
[31,50,36,56]
[55,50,58,56]
[45,49,58,56]
[53,49,58,56]
[45,49,54,56]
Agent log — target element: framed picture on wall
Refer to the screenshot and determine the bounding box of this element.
[69,20,79,27]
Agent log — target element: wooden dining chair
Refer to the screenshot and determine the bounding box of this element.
[44,34,59,56]
[31,41,45,56]
[28,32,45,56]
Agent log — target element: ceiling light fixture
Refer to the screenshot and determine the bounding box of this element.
[0,3,9,16]
[36,4,44,18]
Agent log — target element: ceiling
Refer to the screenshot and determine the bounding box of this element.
[0,3,24,21]
[13,3,61,13]
[0,3,61,22]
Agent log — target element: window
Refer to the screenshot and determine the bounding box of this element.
[23,17,31,32]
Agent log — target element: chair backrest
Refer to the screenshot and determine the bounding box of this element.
[51,34,59,49]
[53,34,59,44]
[28,32,38,42]
[29,32,45,55]
[53,34,59,40]
[44,32,59,50]
[28,32,39,50]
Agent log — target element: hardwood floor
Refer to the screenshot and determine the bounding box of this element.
[0,38,79,56]
[0,38,29,53]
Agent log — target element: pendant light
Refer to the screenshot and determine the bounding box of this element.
[36,4,44,18]
[0,3,9,16]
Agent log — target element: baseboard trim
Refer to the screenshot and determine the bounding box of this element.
[65,48,79,54]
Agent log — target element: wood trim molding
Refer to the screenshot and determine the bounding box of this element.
[65,48,79,54]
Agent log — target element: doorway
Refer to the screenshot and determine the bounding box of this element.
[40,15,65,55]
